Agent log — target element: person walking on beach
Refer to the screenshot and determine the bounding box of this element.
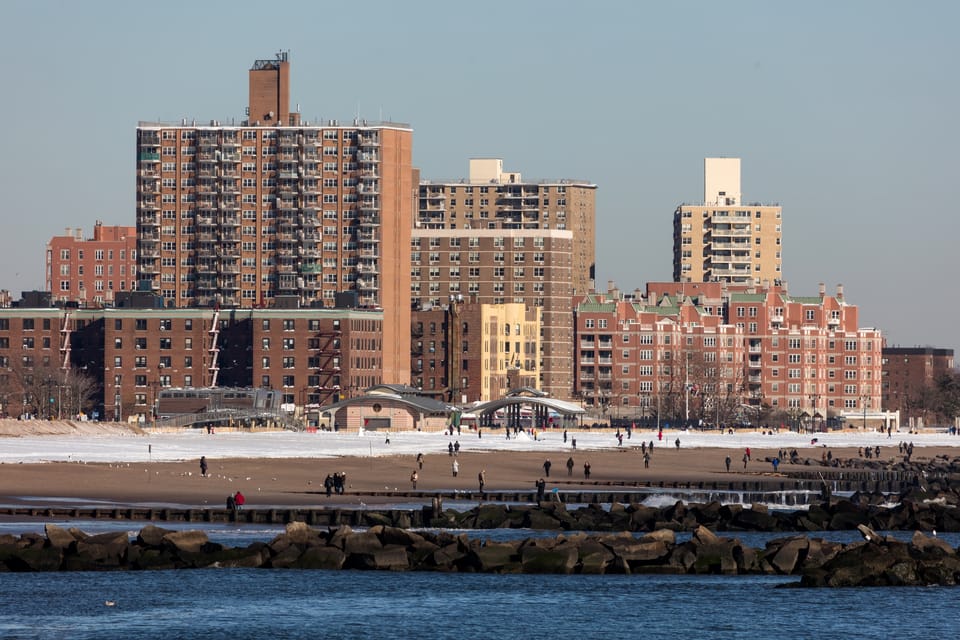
[536,477,546,502]
[234,491,245,510]
[643,452,650,469]
[583,461,591,479]
[199,456,208,477]
[745,447,751,461]
[543,459,552,477]
[324,474,334,497]
[563,429,568,443]
[416,452,424,470]
[478,469,486,492]
[448,442,454,456]
[742,453,748,469]
[454,440,461,456]
[452,459,459,477]
[566,457,575,476]
[725,456,731,472]
[410,470,419,490]
[675,438,680,450]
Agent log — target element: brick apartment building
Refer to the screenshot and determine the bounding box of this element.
[411,300,540,403]
[576,281,882,428]
[45,222,137,307]
[882,346,956,427]
[135,53,412,384]
[0,303,382,422]
[419,158,596,296]
[410,228,574,399]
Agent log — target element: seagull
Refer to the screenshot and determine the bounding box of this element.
[104,600,116,607]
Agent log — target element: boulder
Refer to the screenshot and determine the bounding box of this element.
[523,509,563,530]
[161,530,210,555]
[641,529,676,545]
[326,525,353,550]
[472,504,510,529]
[690,540,739,574]
[137,524,174,548]
[293,546,345,570]
[5,547,62,572]
[766,536,808,574]
[616,540,671,568]
[577,539,615,574]
[44,524,78,550]
[379,526,426,548]
[269,544,305,569]
[431,542,466,570]
[731,508,779,531]
[343,531,383,555]
[284,521,324,546]
[627,505,661,531]
[520,544,578,574]
[471,542,520,573]
[910,530,956,557]
[74,531,131,567]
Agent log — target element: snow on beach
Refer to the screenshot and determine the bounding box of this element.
[0,425,957,464]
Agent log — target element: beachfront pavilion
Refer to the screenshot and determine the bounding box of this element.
[471,387,587,431]
[317,384,457,432]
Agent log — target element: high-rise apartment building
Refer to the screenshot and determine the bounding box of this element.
[410,228,574,399]
[419,158,596,296]
[674,158,782,285]
[46,222,137,307]
[134,53,413,384]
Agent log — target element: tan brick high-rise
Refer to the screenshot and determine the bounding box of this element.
[674,158,782,285]
[135,54,412,383]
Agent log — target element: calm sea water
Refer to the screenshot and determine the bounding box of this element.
[1,520,959,639]
[1,570,958,640]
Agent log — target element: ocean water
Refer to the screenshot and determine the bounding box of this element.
[0,569,958,640]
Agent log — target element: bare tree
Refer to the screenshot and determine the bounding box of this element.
[0,359,99,420]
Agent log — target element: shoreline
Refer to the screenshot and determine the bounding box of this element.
[0,443,955,510]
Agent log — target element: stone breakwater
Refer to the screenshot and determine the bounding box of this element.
[434,492,960,533]
[1,521,959,587]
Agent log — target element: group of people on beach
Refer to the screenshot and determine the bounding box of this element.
[225,490,244,512]
[323,472,348,496]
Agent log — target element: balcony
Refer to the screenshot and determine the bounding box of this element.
[357,134,380,148]
[357,278,378,291]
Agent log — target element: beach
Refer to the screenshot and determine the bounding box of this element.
[0,420,957,508]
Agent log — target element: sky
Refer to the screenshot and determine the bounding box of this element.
[0,1,957,354]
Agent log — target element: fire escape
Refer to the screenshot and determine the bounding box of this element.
[207,309,221,387]
[59,311,72,370]
[310,320,342,405]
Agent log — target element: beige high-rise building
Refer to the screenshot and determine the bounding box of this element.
[135,53,413,384]
[418,158,596,296]
[673,158,782,285]
[410,228,574,399]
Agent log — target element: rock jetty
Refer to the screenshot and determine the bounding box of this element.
[1,521,959,586]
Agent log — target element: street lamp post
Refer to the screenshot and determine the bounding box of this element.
[809,393,820,432]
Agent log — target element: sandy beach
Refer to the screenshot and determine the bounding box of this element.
[0,420,956,509]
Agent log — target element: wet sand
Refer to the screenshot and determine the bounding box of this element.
[0,443,953,509]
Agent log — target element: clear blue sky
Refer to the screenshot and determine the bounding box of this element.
[1,1,957,355]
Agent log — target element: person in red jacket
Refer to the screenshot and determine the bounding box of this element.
[234,491,245,510]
